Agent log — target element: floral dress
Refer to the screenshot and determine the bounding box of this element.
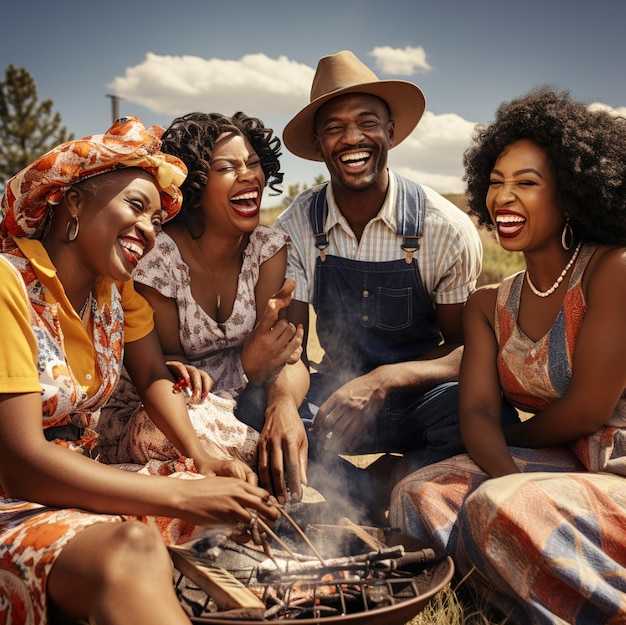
[0,241,199,625]
[97,225,288,467]
[390,243,626,624]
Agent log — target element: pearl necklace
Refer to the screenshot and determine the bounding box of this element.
[525,242,582,298]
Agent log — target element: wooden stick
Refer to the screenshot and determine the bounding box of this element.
[258,531,281,570]
[338,517,384,551]
[168,546,265,616]
[256,518,305,563]
[257,545,405,581]
[277,505,326,565]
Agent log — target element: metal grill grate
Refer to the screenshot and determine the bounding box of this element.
[174,562,450,623]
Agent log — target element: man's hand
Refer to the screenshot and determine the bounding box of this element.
[256,400,308,503]
[311,372,388,453]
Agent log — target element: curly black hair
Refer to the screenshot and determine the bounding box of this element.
[463,87,626,245]
[160,111,283,237]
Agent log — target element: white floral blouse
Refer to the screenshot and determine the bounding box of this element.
[134,224,288,399]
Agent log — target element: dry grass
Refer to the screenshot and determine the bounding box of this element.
[406,580,510,625]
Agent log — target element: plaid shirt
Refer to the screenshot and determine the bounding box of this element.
[275,172,482,306]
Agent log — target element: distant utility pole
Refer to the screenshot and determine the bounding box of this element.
[106,94,122,123]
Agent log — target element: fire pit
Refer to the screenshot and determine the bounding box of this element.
[170,511,453,625]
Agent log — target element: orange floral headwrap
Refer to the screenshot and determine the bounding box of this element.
[0,116,187,252]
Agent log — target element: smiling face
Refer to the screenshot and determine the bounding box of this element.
[487,138,565,253]
[72,168,163,281]
[200,132,265,236]
[313,93,395,193]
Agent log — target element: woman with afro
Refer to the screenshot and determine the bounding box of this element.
[391,88,626,624]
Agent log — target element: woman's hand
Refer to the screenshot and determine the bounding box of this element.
[167,361,214,404]
[176,475,280,534]
[194,452,258,486]
[241,280,304,385]
[256,398,308,503]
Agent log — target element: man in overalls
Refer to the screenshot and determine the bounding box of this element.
[240,50,490,524]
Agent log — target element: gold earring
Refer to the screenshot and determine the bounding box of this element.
[561,218,573,251]
[66,215,80,242]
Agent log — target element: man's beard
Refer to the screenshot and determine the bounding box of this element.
[332,148,383,192]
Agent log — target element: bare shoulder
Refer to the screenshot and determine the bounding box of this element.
[463,283,500,331]
[467,283,499,312]
[585,245,626,284]
[583,246,626,308]
[588,244,626,270]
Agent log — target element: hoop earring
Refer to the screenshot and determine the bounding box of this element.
[65,215,80,242]
[561,218,573,251]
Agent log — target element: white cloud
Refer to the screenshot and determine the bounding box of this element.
[108,52,314,118]
[390,111,477,194]
[394,167,466,195]
[588,102,626,117]
[107,51,464,195]
[368,46,431,76]
[391,102,626,195]
[108,52,468,194]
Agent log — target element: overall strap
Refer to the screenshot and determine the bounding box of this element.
[308,174,426,263]
[394,172,425,263]
[308,183,329,261]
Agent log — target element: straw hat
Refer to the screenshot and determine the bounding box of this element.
[283,50,426,161]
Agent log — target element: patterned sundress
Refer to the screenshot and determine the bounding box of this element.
[390,243,626,624]
[0,243,200,625]
[97,225,288,467]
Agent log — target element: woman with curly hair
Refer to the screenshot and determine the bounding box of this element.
[390,88,626,623]
[98,112,310,503]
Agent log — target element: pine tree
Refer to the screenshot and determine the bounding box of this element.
[0,65,73,186]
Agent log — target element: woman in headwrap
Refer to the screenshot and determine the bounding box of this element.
[0,116,278,625]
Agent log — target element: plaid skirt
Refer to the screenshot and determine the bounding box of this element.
[390,447,626,624]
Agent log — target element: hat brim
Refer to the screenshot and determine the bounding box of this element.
[283,80,426,161]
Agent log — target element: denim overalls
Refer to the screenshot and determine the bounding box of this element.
[302,175,464,468]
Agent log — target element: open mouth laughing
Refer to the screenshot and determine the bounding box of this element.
[495,211,526,238]
[119,237,145,268]
[230,188,260,217]
[339,151,372,170]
